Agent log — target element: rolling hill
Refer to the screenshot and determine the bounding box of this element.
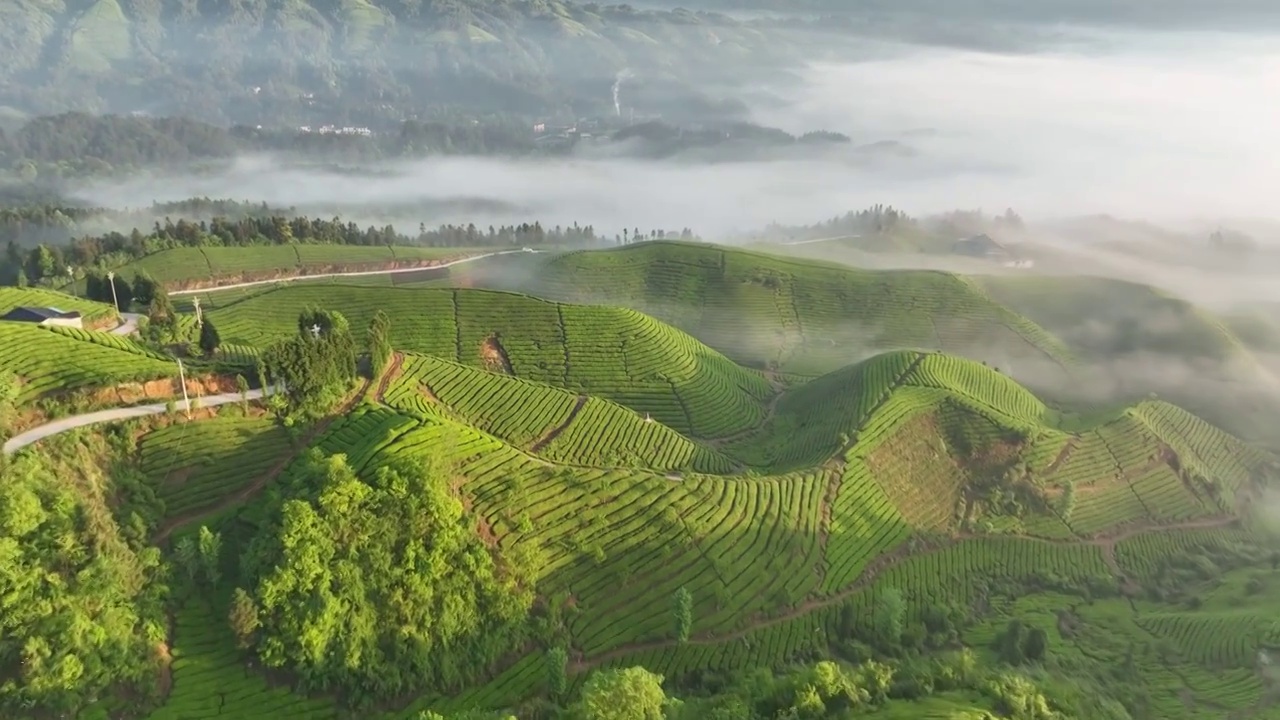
[7,241,1280,720]
[526,240,1076,378]
[139,338,1277,719]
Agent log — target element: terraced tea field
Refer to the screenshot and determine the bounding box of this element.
[527,241,1075,378]
[11,241,1280,720]
[137,416,294,519]
[0,321,176,402]
[67,244,481,291]
[0,286,118,325]
[208,285,774,437]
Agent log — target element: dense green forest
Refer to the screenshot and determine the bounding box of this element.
[0,112,854,186]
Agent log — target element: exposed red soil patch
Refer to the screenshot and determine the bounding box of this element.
[155,641,174,695]
[476,514,498,548]
[375,352,405,403]
[480,335,515,375]
[160,467,196,490]
[87,374,241,407]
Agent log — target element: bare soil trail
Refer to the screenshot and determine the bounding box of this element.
[530,395,589,452]
[375,352,406,403]
[705,370,788,448]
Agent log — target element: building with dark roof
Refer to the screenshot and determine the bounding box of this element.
[1,306,84,328]
[952,234,1010,259]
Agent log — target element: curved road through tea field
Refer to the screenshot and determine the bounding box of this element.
[2,391,267,455]
[169,247,542,296]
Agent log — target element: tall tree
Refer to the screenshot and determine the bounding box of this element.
[546,646,568,699]
[673,586,692,643]
[241,451,535,699]
[228,588,261,650]
[367,309,392,376]
[874,587,905,651]
[199,318,222,356]
[576,667,670,720]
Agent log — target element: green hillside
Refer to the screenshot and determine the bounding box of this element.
[0,321,175,402]
[133,343,1278,720]
[0,285,118,325]
[529,241,1075,378]
[207,285,775,437]
[73,245,480,292]
[7,243,1280,720]
[0,0,810,121]
[981,274,1280,445]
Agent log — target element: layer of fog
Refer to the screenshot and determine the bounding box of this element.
[74,25,1277,231]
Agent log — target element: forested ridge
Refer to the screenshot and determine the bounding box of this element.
[0,0,816,127]
[0,112,855,186]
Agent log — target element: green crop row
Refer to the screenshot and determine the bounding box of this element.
[138,417,294,518]
[534,241,1075,378]
[0,286,118,323]
[0,321,176,402]
[209,286,773,438]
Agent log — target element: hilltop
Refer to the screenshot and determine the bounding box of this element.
[525,240,1075,378]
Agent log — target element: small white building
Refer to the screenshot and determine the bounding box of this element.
[1,306,84,329]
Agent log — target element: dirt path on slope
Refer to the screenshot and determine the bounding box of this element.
[530,395,589,452]
[705,371,787,448]
[152,380,372,543]
[375,352,406,403]
[566,512,1247,674]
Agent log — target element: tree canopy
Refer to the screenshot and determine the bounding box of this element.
[238,450,536,702]
[0,451,169,716]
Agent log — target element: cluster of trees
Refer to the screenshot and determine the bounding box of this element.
[540,652,1099,720]
[260,307,360,415]
[0,450,170,716]
[234,450,537,705]
[0,212,606,288]
[609,120,849,158]
[0,198,287,248]
[1,111,859,185]
[0,114,555,181]
[769,204,916,241]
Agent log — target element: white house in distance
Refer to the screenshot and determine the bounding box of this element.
[0,306,84,329]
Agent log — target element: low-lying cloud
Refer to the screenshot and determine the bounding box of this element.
[70,26,1280,240]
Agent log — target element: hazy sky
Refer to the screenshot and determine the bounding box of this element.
[75,26,1280,238]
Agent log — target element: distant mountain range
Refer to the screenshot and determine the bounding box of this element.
[0,0,821,126]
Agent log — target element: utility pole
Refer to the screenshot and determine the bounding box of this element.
[106,270,120,314]
[192,296,202,327]
[177,359,191,420]
[66,266,75,297]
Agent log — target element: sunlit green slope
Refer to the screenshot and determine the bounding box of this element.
[528,240,1074,378]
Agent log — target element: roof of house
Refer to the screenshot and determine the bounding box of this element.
[952,234,1011,256]
[955,233,1004,248]
[1,306,83,321]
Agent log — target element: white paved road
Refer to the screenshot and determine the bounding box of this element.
[2,390,267,455]
[170,248,541,296]
[111,312,143,336]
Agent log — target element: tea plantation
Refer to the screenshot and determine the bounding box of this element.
[5,241,1280,720]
